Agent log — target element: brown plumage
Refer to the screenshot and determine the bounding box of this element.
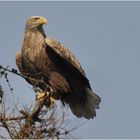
[16,16,101,119]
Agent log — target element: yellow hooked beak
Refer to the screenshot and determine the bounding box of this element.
[38,16,48,25]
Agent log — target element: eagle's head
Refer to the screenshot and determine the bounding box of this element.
[25,16,48,32]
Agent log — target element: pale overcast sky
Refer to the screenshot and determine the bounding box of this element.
[0,1,140,139]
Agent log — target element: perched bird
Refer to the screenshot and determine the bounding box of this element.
[16,16,101,119]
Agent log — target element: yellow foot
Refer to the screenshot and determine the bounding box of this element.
[36,92,46,102]
[36,92,56,108]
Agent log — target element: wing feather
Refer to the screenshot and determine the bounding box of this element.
[45,37,86,76]
[45,37,92,90]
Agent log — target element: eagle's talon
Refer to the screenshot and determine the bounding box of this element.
[36,92,56,108]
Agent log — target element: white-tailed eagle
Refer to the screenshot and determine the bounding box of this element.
[16,16,101,119]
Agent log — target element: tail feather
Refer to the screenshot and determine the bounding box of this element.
[86,87,101,109]
[69,88,101,119]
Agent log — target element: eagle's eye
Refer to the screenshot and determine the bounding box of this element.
[34,17,40,20]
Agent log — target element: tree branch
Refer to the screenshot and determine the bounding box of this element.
[0,115,25,121]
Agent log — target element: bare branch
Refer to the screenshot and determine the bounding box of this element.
[0,115,25,121]
[0,64,84,139]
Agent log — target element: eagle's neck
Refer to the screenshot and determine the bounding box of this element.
[38,26,46,38]
[25,25,46,38]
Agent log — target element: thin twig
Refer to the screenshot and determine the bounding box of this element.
[0,115,25,121]
[1,118,14,139]
[0,65,50,89]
